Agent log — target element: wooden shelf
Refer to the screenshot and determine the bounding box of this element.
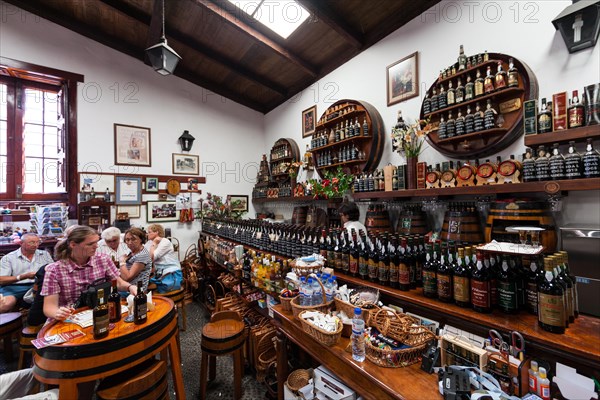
[425,86,524,119]
[252,195,343,203]
[436,127,508,147]
[316,107,365,128]
[352,177,600,200]
[316,158,364,171]
[310,135,370,152]
[436,59,499,86]
[524,125,600,147]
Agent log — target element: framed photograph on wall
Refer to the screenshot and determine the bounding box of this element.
[172,153,199,175]
[115,176,142,205]
[116,205,141,219]
[146,177,159,192]
[229,195,249,212]
[114,123,152,167]
[386,51,419,106]
[147,201,179,222]
[79,173,115,193]
[302,105,317,138]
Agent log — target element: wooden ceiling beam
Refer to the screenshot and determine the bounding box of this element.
[190,0,318,78]
[296,0,363,49]
[99,0,288,97]
[145,0,164,49]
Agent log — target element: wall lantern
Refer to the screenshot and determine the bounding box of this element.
[552,0,600,53]
[145,0,181,75]
[178,130,195,152]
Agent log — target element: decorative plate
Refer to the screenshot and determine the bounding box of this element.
[166,179,181,196]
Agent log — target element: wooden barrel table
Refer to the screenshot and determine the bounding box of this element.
[0,311,22,361]
[33,296,184,399]
[441,210,483,244]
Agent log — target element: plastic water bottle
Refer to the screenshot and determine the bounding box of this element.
[304,277,315,306]
[330,276,339,296]
[312,276,323,305]
[351,307,365,362]
[298,276,307,306]
[324,277,334,302]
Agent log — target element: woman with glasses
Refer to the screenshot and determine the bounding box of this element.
[119,227,152,295]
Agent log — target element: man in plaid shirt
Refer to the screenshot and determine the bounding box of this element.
[41,226,137,321]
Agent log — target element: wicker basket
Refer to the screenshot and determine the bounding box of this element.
[333,297,378,326]
[280,295,297,312]
[289,259,323,277]
[298,310,343,347]
[290,279,333,318]
[370,309,420,343]
[286,369,312,392]
[256,330,277,383]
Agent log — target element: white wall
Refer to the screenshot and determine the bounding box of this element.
[264,0,600,227]
[0,5,266,251]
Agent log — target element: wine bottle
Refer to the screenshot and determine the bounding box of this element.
[93,288,109,340]
[471,251,491,313]
[134,280,148,325]
[538,257,566,333]
[453,248,470,308]
[422,242,438,298]
[108,280,121,323]
[436,243,453,303]
[398,237,410,291]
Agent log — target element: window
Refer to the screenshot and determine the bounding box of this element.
[0,57,82,206]
[227,0,310,39]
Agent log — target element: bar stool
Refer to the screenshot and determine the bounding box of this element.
[96,359,169,400]
[18,324,42,369]
[160,288,186,331]
[0,312,23,362]
[200,311,246,400]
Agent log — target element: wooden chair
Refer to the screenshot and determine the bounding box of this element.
[200,310,246,400]
[96,359,169,400]
[0,312,23,362]
[18,324,42,369]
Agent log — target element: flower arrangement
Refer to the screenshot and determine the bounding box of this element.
[288,160,304,179]
[307,167,354,199]
[195,193,246,220]
[391,116,430,158]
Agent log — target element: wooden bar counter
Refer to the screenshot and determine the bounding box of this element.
[272,304,440,400]
[33,296,184,399]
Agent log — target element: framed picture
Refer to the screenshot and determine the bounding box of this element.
[172,153,199,175]
[229,195,248,212]
[114,123,152,167]
[79,173,115,193]
[302,105,317,138]
[146,177,159,192]
[116,205,141,219]
[115,176,142,205]
[386,51,419,106]
[147,201,179,223]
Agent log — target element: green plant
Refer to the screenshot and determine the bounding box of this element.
[195,193,246,220]
[391,118,430,158]
[307,167,354,199]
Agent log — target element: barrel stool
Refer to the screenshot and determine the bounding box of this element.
[200,311,246,400]
[18,324,42,369]
[0,312,23,362]
[160,288,186,331]
[96,359,169,400]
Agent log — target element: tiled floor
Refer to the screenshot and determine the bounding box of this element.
[0,301,269,400]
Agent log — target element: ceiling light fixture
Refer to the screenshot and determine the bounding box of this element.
[145,0,181,75]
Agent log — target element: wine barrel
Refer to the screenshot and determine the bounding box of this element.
[441,210,483,244]
[397,210,429,235]
[305,206,328,228]
[365,206,391,234]
[291,206,308,225]
[485,200,557,252]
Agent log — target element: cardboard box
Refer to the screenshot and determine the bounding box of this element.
[314,366,356,400]
[552,92,568,131]
[523,99,538,135]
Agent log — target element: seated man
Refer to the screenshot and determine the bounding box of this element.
[0,233,54,312]
[96,226,129,261]
[0,368,58,399]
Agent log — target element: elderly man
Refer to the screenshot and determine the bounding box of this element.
[96,226,129,260]
[0,233,54,312]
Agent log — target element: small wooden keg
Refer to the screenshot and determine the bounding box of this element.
[397,209,429,235]
[291,206,308,225]
[365,204,391,234]
[441,210,483,244]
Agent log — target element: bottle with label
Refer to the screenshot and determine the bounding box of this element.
[358,233,369,281]
[108,280,121,323]
[538,257,566,333]
[537,98,553,133]
[464,75,474,102]
[388,236,399,289]
[422,242,438,298]
[521,148,537,182]
[549,143,566,180]
[568,90,585,128]
[473,102,484,132]
[447,80,456,106]
[93,288,109,340]
[453,247,470,307]
[507,58,519,87]
[134,280,148,325]
[341,232,350,275]
[494,61,507,90]
[535,146,550,181]
[528,360,539,395]
[484,65,495,94]
[431,87,439,112]
[423,93,431,115]
[438,115,447,140]
[483,99,497,130]
[525,256,543,315]
[471,251,491,313]
[103,188,111,202]
[408,236,418,289]
[497,255,519,314]
[558,251,579,318]
[564,141,583,179]
[583,138,600,178]
[351,308,365,362]
[367,235,378,283]
[349,230,359,277]
[455,78,465,103]
[538,367,550,400]
[436,243,453,303]
[457,44,467,70]
[554,254,575,324]
[455,110,465,136]
[446,111,456,138]
[377,235,389,286]
[463,105,474,135]
[438,85,448,109]
[474,69,485,97]
[362,117,369,137]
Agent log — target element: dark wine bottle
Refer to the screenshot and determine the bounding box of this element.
[471,251,491,313]
[436,243,453,303]
[453,248,470,308]
[93,288,109,339]
[108,280,121,323]
[398,237,411,291]
[497,255,519,314]
[538,257,566,334]
[422,242,438,298]
[134,280,147,325]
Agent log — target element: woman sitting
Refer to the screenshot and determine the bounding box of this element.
[119,227,152,295]
[145,224,182,293]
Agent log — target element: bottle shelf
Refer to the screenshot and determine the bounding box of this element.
[316,107,365,128]
[434,127,508,148]
[524,125,600,147]
[310,135,370,152]
[316,158,364,171]
[424,87,524,119]
[270,155,295,162]
[436,58,500,86]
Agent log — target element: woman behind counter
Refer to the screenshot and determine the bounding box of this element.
[119,227,152,295]
[145,223,182,293]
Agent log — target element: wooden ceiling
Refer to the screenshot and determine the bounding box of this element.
[6,0,440,113]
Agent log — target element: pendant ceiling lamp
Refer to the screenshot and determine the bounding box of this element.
[145,0,181,75]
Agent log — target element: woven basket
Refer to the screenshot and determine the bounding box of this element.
[286,369,312,392]
[333,297,378,326]
[280,295,297,312]
[365,339,428,368]
[256,330,277,383]
[289,259,323,277]
[370,309,420,343]
[290,279,332,318]
[298,310,343,347]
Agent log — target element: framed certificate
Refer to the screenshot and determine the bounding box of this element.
[115,176,142,205]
